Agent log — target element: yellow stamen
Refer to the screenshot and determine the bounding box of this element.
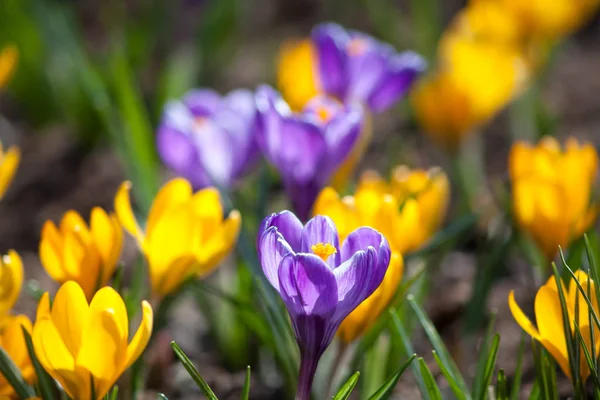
[311,242,337,262]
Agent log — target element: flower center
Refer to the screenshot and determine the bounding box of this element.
[194,116,209,131]
[311,243,337,262]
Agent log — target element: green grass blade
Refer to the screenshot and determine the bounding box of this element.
[478,334,500,400]
[472,313,497,399]
[510,333,526,400]
[367,354,416,400]
[171,341,218,400]
[21,327,56,400]
[496,369,509,400]
[431,351,468,400]
[332,371,360,400]
[156,394,169,400]
[408,296,470,395]
[0,346,35,398]
[417,357,443,400]
[574,320,600,388]
[241,366,251,400]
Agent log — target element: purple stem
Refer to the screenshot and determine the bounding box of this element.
[296,349,320,400]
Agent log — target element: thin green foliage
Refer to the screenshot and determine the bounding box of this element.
[417,357,443,400]
[171,341,218,400]
[241,366,251,400]
[332,371,360,400]
[496,370,509,400]
[472,313,497,399]
[367,354,416,400]
[0,346,35,398]
[510,333,526,400]
[22,327,57,400]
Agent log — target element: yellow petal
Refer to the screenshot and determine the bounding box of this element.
[195,210,242,277]
[0,45,18,89]
[35,292,51,322]
[1,315,33,375]
[90,208,122,285]
[146,178,193,235]
[508,290,541,340]
[0,145,20,200]
[0,250,23,316]
[39,221,68,283]
[277,39,320,111]
[124,300,153,370]
[51,281,89,357]
[114,181,144,244]
[188,187,225,243]
[534,283,570,372]
[154,256,197,297]
[88,286,128,342]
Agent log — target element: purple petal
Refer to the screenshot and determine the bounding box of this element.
[258,227,294,292]
[258,211,304,252]
[191,119,237,188]
[278,253,338,319]
[284,179,322,223]
[223,89,257,121]
[340,227,390,293]
[300,215,340,268]
[346,48,389,104]
[332,246,378,322]
[183,89,222,117]
[321,104,363,177]
[254,85,292,161]
[367,51,427,112]
[312,23,349,99]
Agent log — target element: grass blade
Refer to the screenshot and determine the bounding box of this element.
[241,366,251,400]
[171,341,218,400]
[332,371,360,400]
[510,333,526,400]
[22,327,56,400]
[431,351,467,400]
[367,354,416,400]
[472,313,497,399]
[0,346,34,398]
[417,357,443,400]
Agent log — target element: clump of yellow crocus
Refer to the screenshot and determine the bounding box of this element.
[277,39,320,112]
[32,281,153,400]
[313,166,449,342]
[115,178,242,297]
[509,136,598,258]
[39,208,123,301]
[0,314,35,396]
[509,270,600,381]
[0,250,23,319]
[0,45,18,89]
[0,140,20,201]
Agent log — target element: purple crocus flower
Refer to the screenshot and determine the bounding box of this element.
[312,22,426,113]
[156,89,259,189]
[255,85,363,221]
[257,211,390,400]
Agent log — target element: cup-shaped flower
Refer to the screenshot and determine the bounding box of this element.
[315,166,450,254]
[509,137,598,259]
[257,212,391,399]
[39,208,123,301]
[509,270,600,381]
[0,45,18,89]
[0,314,34,397]
[0,140,20,201]
[115,178,241,297]
[277,23,426,113]
[412,32,528,152]
[255,86,365,221]
[156,89,259,189]
[32,281,153,400]
[0,250,23,319]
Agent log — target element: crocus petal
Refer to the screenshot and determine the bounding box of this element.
[125,300,153,370]
[312,23,349,98]
[508,290,541,340]
[223,89,257,121]
[322,105,363,178]
[278,254,338,319]
[0,145,19,199]
[275,118,326,183]
[258,227,294,292]
[146,178,194,235]
[192,118,237,188]
[114,182,144,244]
[183,89,222,116]
[258,211,303,252]
[50,281,89,357]
[195,209,242,276]
[534,283,568,362]
[88,287,129,342]
[367,51,426,112]
[346,48,388,104]
[0,250,23,316]
[300,215,341,268]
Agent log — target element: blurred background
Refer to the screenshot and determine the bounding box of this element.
[1,0,599,398]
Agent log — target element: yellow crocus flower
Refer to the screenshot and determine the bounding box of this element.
[0,315,34,397]
[0,251,23,319]
[509,137,598,258]
[115,178,242,297]
[39,208,123,301]
[509,270,600,381]
[277,39,320,112]
[313,166,449,342]
[0,141,20,201]
[0,45,18,90]
[32,281,153,400]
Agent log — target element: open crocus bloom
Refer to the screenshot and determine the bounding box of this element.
[312,23,426,113]
[257,211,390,399]
[39,208,123,301]
[0,314,34,397]
[157,89,259,189]
[509,137,598,258]
[115,178,241,297]
[255,85,364,221]
[509,270,600,381]
[32,281,153,400]
[0,250,23,318]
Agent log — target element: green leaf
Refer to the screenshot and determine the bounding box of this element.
[367,354,416,400]
[171,341,218,400]
[496,369,509,400]
[0,346,35,398]
[241,366,251,400]
[431,351,467,400]
[156,394,169,400]
[156,45,201,113]
[331,371,360,400]
[408,296,470,395]
[510,333,526,400]
[472,313,497,399]
[21,326,57,400]
[417,357,442,400]
[104,386,119,400]
[477,334,500,400]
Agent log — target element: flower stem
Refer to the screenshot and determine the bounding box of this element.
[296,351,320,400]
